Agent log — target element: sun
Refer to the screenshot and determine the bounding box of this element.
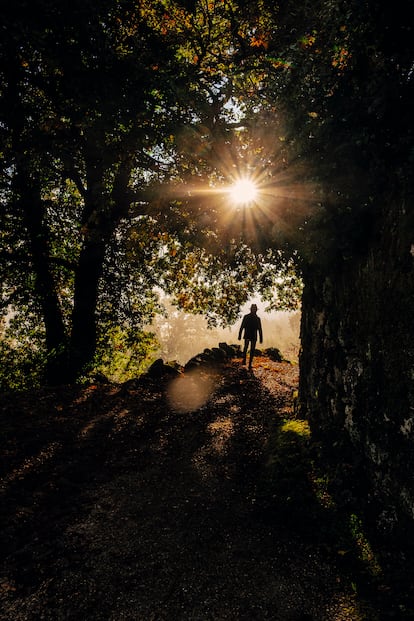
[229,178,258,205]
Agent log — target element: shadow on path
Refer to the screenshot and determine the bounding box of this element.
[0,360,403,620]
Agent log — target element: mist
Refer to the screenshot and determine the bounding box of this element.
[148,301,301,365]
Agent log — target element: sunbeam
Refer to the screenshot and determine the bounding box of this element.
[165,120,320,250]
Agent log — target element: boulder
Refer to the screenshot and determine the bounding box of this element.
[265,347,284,362]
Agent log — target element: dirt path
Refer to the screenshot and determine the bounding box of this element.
[0,358,390,619]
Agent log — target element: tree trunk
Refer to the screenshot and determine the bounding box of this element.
[65,154,132,382]
[299,199,414,534]
[67,236,108,381]
[17,167,68,385]
[7,59,68,384]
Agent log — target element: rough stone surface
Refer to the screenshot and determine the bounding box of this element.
[299,200,414,537]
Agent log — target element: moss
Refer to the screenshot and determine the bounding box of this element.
[280,418,311,437]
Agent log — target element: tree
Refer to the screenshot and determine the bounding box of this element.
[1,0,303,386]
[1,1,183,381]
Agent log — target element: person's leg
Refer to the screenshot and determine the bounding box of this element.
[248,339,257,369]
[242,339,249,364]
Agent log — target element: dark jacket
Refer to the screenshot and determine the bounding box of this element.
[238,312,263,342]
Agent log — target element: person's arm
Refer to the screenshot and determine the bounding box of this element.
[238,316,245,340]
[258,318,263,343]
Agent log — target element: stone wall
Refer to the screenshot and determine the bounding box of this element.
[299,200,414,533]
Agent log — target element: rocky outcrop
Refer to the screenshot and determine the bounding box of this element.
[184,343,240,371]
[299,201,414,536]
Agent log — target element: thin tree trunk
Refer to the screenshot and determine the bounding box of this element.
[17,167,68,384]
[68,237,108,381]
[66,155,132,381]
[7,58,68,384]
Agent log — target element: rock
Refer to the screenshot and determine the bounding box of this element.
[211,347,226,361]
[147,358,183,378]
[218,342,237,357]
[147,358,165,378]
[89,372,110,384]
[265,347,284,362]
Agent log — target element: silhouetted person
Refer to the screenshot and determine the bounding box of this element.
[238,304,263,369]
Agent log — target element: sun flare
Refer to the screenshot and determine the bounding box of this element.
[229,178,258,205]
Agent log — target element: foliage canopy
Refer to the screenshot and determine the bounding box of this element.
[1,0,412,386]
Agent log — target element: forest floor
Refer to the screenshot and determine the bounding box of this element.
[0,355,412,620]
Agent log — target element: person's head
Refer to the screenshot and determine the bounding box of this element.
[250,304,258,314]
